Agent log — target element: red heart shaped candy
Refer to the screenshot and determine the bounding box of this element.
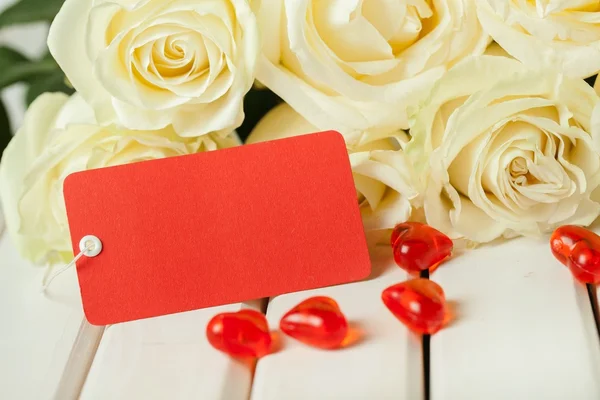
[279,296,348,349]
[206,309,271,358]
[382,278,446,335]
[391,222,453,274]
[550,225,600,284]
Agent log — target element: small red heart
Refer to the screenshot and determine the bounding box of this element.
[279,296,348,349]
[551,225,600,284]
[206,309,271,358]
[391,222,453,274]
[381,278,446,335]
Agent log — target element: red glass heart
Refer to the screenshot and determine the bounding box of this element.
[279,296,348,349]
[391,222,453,274]
[382,278,446,334]
[206,309,271,358]
[550,225,600,284]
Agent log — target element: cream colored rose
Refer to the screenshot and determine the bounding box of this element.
[248,102,417,230]
[478,0,600,78]
[0,93,239,265]
[48,0,259,137]
[406,55,600,242]
[255,0,489,144]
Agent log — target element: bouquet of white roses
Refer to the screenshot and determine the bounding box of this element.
[2,0,600,264]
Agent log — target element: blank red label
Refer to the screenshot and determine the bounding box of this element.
[63,131,371,325]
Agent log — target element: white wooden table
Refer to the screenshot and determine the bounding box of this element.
[2,212,600,399]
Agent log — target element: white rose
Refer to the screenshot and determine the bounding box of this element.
[248,103,417,230]
[0,93,238,265]
[48,0,259,137]
[406,55,600,242]
[255,0,489,144]
[477,0,600,78]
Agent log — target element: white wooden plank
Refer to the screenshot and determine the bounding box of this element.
[80,299,266,400]
[250,245,423,400]
[0,225,100,399]
[431,235,600,400]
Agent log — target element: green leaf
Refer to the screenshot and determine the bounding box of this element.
[238,87,282,143]
[585,75,597,88]
[0,46,59,90]
[26,71,74,105]
[0,46,28,71]
[0,0,65,28]
[0,99,11,157]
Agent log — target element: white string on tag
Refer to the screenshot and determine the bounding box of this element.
[41,235,103,293]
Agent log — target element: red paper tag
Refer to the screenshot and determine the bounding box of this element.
[63,131,371,325]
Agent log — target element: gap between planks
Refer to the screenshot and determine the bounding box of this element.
[53,321,105,400]
[588,284,600,344]
[246,298,270,400]
[420,269,430,400]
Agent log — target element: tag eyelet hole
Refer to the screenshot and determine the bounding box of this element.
[79,235,102,257]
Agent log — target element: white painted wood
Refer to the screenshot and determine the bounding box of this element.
[54,320,104,400]
[250,245,423,400]
[431,236,600,400]
[0,227,97,399]
[80,300,267,400]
